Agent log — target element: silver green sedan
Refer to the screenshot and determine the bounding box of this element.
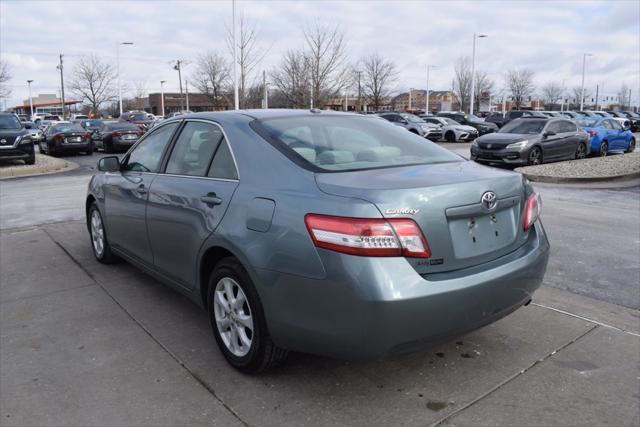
[86,110,549,373]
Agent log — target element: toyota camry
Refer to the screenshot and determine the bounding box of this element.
[86,110,549,373]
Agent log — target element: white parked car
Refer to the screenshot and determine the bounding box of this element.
[422,116,479,142]
[71,114,89,120]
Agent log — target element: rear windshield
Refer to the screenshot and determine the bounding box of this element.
[252,115,461,172]
[127,113,148,121]
[0,115,22,130]
[51,123,84,133]
[499,119,547,134]
[576,119,599,127]
[82,120,103,128]
[106,123,140,131]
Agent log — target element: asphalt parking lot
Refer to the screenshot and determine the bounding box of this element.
[1,146,639,426]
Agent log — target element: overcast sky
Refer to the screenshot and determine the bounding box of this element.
[1,0,639,108]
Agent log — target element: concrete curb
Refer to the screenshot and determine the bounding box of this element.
[0,154,79,180]
[516,170,640,184]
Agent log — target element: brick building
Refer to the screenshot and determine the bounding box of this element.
[391,90,458,113]
[147,92,231,116]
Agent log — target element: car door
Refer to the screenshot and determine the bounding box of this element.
[601,120,616,149]
[558,120,580,159]
[541,121,565,160]
[146,120,239,289]
[607,120,624,150]
[103,121,179,265]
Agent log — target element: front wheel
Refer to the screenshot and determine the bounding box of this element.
[208,257,287,373]
[599,142,608,157]
[25,155,35,165]
[575,143,587,160]
[527,147,543,166]
[626,138,636,153]
[88,203,118,264]
[445,131,456,143]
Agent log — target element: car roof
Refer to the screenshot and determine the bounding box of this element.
[173,109,361,122]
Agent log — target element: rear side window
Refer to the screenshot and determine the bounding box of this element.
[559,121,577,133]
[166,122,223,177]
[124,123,178,173]
[252,115,460,172]
[208,140,238,180]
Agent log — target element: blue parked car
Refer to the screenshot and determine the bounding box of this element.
[576,117,636,156]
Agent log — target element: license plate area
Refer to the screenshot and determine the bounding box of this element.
[447,206,517,259]
[123,134,137,140]
[65,136,82,143]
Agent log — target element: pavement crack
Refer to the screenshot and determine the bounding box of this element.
[42,228,251,427]
[429,324,600,427]
[0,282,96,305]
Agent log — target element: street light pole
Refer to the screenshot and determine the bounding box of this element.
[116,41,134,117]
[232,0,239,110]
[27,80,34,119]
[160,80,166,117]
[425,65,437,114]
[580,53,593,111]
[469,33,488,115]
[408,88,413,111]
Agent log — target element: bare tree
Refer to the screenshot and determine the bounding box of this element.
[505,69,535,110]
[131,80,148,110]
[227,15,268,109]
[541,82,563,110]
[0,60,12,99]
[360,53,397,111]
[572,86,591,108]
[69,54,117,116]
[192,52,230,109]
[303,22,348,108]
[473,70,494,113]
[270,50,311,108]
[617,82,630,109]
[453,57,472,112]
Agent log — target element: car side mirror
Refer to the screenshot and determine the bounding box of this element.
[544,131,556,138]
[98,156,120,172]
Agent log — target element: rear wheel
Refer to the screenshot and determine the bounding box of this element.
[599,142,608,157]
[39,140,47,154]
[104,140,113,153]
[445,130,456,143]
[575,143,587,160]
[527,147,543,166]
[208,257,287,373]
[25,154,35,165]
[88,203,117,264]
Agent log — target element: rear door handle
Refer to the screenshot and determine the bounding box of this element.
[201,194,222,206]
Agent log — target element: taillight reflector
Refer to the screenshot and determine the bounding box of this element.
[523,192,541,231]
[304,214,431,258]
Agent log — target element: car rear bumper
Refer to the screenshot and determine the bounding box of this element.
[50,142,92,152]
[256,221,550,360]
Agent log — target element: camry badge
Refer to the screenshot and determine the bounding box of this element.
[486,144,492,149]
[385,208,420,215]
[481,191,497,211]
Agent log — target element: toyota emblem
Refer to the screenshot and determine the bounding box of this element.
[0,139,6,145]
[481,191,497,211]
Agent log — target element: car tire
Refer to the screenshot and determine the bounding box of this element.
[38,140,47,154]
[104,140,113,154]
[25,155,35,165]
[625,138,635,153]
[207,257,287,373]
[527,146,543,166]
[600,142,608,157]
[85,145,94,155]
[445,131,456,143]
[88,203,118,264]
[575,142,587,160]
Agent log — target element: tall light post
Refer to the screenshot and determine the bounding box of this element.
[469,33,488,115]
[408,88,414,110]
[580,53,593,111]
[116,41,134,117]
[232,0,239,110]
[26,80,34,119]
[425,65,438,114]
[160,80,166,117]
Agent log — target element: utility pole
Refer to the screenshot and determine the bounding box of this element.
[232,0,239,110]
[310,86,313,109]
[27,80,34,119]
[185,79,190,111]
[408,88,413,110]
[580,53,593,111]
[173,60,184,111]
[160,80,166,117]
[469,33,488,115]
[595,84,599,110]
[357,71,361,113]
[263,70,268,109]
[57,54,66,119]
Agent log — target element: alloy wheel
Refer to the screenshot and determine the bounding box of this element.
[528,148,542,165]
[213,277,254,357]
[576,143,587,159]
[90,210,105,258]
[600,142,608,157]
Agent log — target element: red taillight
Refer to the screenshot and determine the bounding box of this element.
[523,192,541,231]
[112,131,121,137]
[54,134,64,142]
[304,214,431,258]
[84,132,92,140]
[588,130,598,137]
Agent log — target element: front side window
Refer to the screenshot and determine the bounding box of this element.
[545,122,562,134]
[166,122,223,177]
[252,115,461,172]
[610,120,623,130]
[123,122,178,173]
[499,119,547,134]
[603,120,613,130]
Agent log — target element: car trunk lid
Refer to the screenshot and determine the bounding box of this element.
[315,161,529,274]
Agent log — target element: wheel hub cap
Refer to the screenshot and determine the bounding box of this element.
[90,210,104,257]
[213,277,253,357]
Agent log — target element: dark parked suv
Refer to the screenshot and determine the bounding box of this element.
[485,110,547,128]
[436,112,498,135]
[0,113,35,164]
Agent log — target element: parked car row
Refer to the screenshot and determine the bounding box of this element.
[377,111,498,142]
[485,110,639,132]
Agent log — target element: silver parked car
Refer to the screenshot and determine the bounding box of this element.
[86,110,550,373]
[378,112,443,141]
[422,116,479,142]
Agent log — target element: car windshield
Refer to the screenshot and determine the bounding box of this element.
[498,119,547,134]
[576,119,599,127]
[253,115,461,172]
[129,113,148,121]
[52,123,85,133]
[0,115,22,130]
[400,113,425,123]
